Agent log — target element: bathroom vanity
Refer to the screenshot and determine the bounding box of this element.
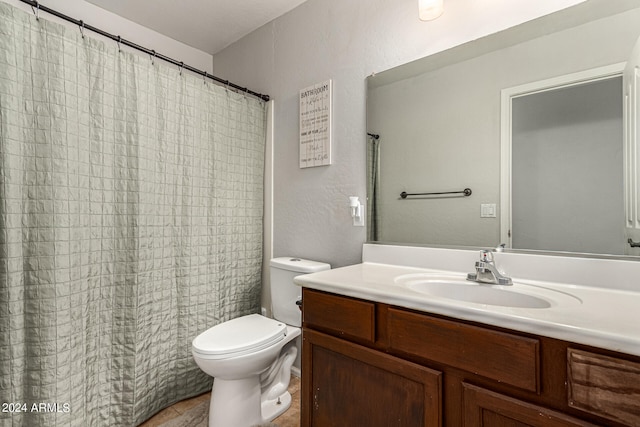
[295,245,640,427]
[332,3,640,424]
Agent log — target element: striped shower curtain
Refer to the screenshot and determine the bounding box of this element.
[0,3,266,426]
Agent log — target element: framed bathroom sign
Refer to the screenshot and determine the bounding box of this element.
[299,80,332,168]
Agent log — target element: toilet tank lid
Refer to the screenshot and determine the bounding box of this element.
[270,257,331,273]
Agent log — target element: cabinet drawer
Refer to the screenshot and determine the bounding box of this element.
[302,289,375,343]
[567,348,640,426]
[387,308,540,392]
[463,383,596,427]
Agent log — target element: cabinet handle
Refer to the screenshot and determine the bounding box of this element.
[628,238,640,248]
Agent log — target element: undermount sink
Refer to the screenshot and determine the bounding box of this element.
[394,273,581,309]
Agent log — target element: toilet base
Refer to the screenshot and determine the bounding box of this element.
[209,377,261,427]
[261,390,292,422]
[207,377,293,427]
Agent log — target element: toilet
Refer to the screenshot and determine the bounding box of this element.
[192,257,330,427]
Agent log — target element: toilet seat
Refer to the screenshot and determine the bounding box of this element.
[192,314,287,360]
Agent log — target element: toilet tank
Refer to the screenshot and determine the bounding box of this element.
[270,257,330,327]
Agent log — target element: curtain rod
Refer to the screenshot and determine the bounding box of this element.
[20,0,270,102]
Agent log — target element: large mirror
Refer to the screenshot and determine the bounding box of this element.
[366,0,640,258]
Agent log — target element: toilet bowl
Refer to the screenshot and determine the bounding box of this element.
[192,257,330,427]
[192,315,301,426]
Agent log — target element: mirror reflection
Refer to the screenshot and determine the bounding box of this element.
[366,0,640,258]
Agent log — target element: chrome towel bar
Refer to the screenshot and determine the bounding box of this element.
[400,188,472,199]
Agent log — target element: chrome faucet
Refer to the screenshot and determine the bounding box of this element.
[466,249,513,286]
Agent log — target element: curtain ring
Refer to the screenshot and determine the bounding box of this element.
[117,35,122,52]
[151,50,156,65]
[203,71,207,85]
[31,1,40,21]
[79,20,85,39]
[179,62,184,76]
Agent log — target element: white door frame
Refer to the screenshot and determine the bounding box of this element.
[499,63,626,247]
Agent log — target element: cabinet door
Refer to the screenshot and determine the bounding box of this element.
[302,328,441,427]
[463,383,596,427]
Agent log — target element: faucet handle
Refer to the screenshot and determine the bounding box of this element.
[479,249,494,263]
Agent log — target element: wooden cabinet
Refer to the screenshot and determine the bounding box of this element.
[567,348,640,425]
[302,288,376,344]
[301,290,441,426]
[387,308,540,392]
[302,329,442,426]
[463,383,595,427]
[301,288,640,427]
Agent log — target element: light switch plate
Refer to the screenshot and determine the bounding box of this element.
[481,203,497,218]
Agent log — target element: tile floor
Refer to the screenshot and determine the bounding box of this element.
[138,376,300,427]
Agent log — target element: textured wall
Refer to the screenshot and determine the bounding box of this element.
[212,0,587,270]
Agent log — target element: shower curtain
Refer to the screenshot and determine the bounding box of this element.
[0,4,266,426]
[366,134,381,241]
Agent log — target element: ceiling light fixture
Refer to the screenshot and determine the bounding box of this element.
[419,0,444,21]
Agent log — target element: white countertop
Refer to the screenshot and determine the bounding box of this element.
[294,262,640,357]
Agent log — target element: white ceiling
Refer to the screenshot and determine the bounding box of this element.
[85,0,308,55]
